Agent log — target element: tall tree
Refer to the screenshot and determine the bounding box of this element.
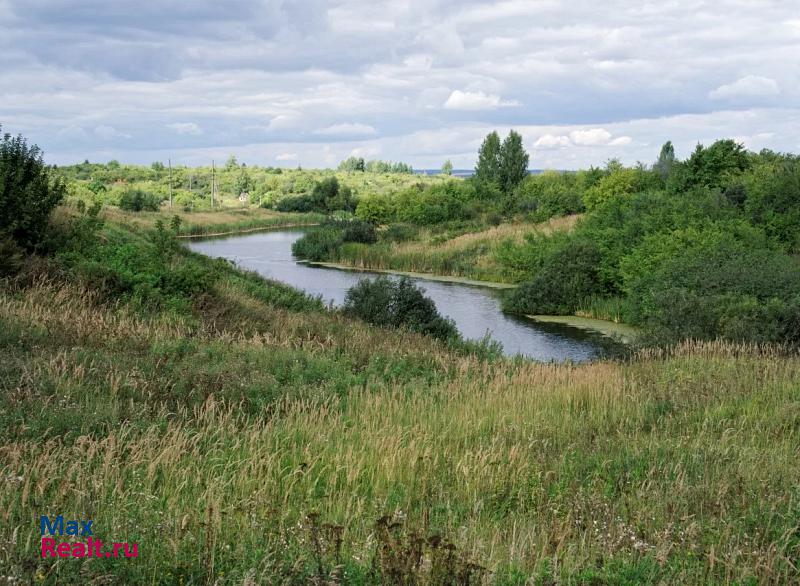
[474,131,501,184]
[338,156,366,172]
[235,167,252,195]
[686,139,750,189]
[654,140,676,180]
[225,154,239,171]
[441,159,453,176]
[499,130,529,192]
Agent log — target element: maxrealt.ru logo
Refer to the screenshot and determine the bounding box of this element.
[40,516,138,559]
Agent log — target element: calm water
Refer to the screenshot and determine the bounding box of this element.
[187,230,625,362]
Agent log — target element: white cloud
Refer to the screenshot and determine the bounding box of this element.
[166,122,202,135]
[275,152,298,161]
[569,128,612,146]
[535,129,631,149]
[534,134,571,148]
[709,76,780,101]
[443,90,519,111]
[313,123,377,136]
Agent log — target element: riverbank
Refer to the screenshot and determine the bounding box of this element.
[301,259,517,289]
[177,221,320,239]
[526,314,640,343]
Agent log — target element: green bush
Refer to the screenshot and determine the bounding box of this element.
[291,220,376,261]
[118,189,162,212]
[340,220,377,244]
[582,164,642,211]
[355,194,396,224]
[620,225,800,342]
[382,223,419,243]
[0,127,67,249]
[578,188,736,291]
[503,239,603,315]
[511,171,584,220]
[742,156,800,251]
[0,236,25,276]
[291,228,341,261]
[343,276,458,340]
[275,195,315,213]
[277,177,356,213]
[396,181,472,225]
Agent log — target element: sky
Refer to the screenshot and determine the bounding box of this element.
[1,0,799,169]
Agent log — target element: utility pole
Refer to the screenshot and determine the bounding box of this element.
[168,158,173,209]
[211,160,216,208]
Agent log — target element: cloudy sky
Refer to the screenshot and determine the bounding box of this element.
[2,0,799,169]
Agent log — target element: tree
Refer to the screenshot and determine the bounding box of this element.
[685,139,750,189]
[654,141,676,180]
[225,154,239,171]
[235,167,252,195]
[499,130,529,193]
[474,131,501,184]
[338,156,366,172]
[441,159,453,176]
[0,126,67,249]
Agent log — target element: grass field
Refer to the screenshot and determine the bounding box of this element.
[97,206,326,236]
[1,212,798,584]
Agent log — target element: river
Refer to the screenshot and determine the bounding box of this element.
[187,229,626,362]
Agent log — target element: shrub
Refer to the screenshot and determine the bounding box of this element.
[276,177,356,213]
[0,236,25,276]
[291,220,376,262]
[396,181,471,225]
[355,194,396,224]
[275,195,314,213]
[312,177,356,212]
[343,276,458,340]
[511,171,585,220]
[340,220,377,244]
[582,166,641,211]
[0,127,67,249]
[503,239,603,315]
[578,188,736,291]
[742,156,800,251]
[382,223,419,243]
[620,225,800,342]
[291,228,341,261]
[118,189,162,212]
